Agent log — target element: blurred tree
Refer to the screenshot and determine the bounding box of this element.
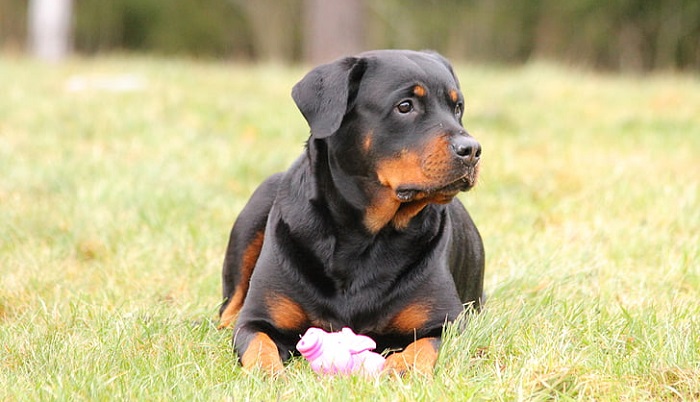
[238,0,301,62]
[302,0,366,64]
[0,0,27,52]
[73,0,251,58]
[2,0,699,71]
[148,0,248,57]
[28,0,73,61]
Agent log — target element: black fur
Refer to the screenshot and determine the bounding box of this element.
[220,50,484,371]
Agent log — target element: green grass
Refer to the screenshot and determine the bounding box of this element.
[1,55,698,400]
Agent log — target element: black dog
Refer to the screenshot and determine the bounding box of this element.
[219,50,484,375]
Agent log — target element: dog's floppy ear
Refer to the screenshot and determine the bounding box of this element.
[292,57,367,138]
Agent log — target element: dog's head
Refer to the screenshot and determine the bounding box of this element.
[293,50,481,231]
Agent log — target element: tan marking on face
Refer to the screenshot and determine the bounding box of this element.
[367,135,466,232]
[364,187,401,233]
[391,200,429,230]
[449,89,459,103]
[218,231,265,329]
[375,136,455,189]
[240,332,284,375]
[383,337,439,376]
[375,149,428,189]
[266,294,309,331]
[367,197,443,232]
[413,85,426,97]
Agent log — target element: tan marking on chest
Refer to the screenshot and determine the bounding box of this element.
[266,294,309,331]
[389,303,430,333]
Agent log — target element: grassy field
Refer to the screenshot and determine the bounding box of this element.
[0,55,698,401]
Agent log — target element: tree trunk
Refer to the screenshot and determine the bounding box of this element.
[302,0,366,64]
[28,0,73,61]
[241,0,300,62]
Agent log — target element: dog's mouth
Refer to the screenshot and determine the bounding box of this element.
[395,165,479,203]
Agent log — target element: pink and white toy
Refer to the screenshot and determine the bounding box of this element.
[296,327,386,376]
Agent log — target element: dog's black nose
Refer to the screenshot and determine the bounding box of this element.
[452,135,481,165]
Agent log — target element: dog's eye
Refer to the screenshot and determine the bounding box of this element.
[396,100,413,114]
[454,102,463,116]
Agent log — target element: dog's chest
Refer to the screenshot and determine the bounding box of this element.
[310,235,445,326]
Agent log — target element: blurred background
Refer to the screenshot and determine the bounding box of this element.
[2,0,699,71]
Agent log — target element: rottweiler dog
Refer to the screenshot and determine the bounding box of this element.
[219,49,484,376]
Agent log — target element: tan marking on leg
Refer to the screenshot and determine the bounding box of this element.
[383,337,439,377]
[240,332,284,375]
[219,292,244,329]
[218,231,265,329]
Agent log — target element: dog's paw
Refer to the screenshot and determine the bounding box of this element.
[240,333,285,377]
[382,337,439,377]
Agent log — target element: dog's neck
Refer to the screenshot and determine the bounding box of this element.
[306,139,364,228]
[308,139,434,234]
